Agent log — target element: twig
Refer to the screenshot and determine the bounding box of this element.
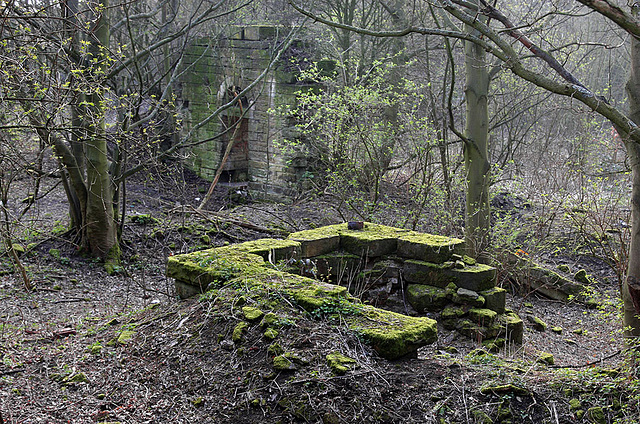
[52,298,92,304]
[290,369,376,384]
[550,349,621,369]
[170,205,287,235]
[0,368,24,377]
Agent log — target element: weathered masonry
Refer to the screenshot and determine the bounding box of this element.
[179,26,323,199]
[167,223,524,359]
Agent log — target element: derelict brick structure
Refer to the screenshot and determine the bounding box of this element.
[179,26,317,199]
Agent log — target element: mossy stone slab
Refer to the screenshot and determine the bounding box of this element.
[404,259,496,291]
[406,284,451,313]
[219,239,301,262]
[449,264,497,291]
[507,254,586,302]
[468,308,498,325]
[397,232,465,263]
[287,224,343,257]
[346,306,437,360]
[480,287,506,314]
[289,281,349,311]
[339,223,408,258]
[167,249,265,297]
[452,288,485,307]
[403,260,454,288]
[326,352,358,375]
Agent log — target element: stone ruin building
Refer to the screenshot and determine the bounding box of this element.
[179,26,326,199]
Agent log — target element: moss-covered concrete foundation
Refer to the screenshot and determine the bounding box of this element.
[168,222,524,356]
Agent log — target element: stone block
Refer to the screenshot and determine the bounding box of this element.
[403,259,496,291]
[455,319,501,340]
[288,224,343,257]
[452,287,484,307]
[407,284,453,313]
[339,223,407,257]
[480,287,507,314]
[500,311,524,344]
[403,260,454,288]
[397,232,465,263]
[449,263,497,291]
[225,239,301,262]
[440,305,467,321]
[167,249,265,296]
[345,306,437,360]
[468,308,498,325]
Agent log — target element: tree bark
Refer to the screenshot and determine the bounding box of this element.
[83,0,118,261]
[623,3,640,337]
[463,8,490,259]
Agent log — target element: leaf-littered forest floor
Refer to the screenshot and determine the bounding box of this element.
[0,165,638,423]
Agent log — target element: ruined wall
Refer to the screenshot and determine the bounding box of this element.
[180,26,315,199]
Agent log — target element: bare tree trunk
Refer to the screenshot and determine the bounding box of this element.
[623,3,640,337]
[83,0,118,263]
[463,7,490,259]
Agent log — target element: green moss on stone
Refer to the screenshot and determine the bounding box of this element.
[480,287,506,314]
[527,315,548,332]
[347,306,437,359]
[340,223,406,257]
[586,406,606,424]
[482,338,505,352]
[260,312,279,328]
[130,213,160,225]
[117,330,135,344]
[537,352,554,365]
[569,398,582,411]
[273,354,296,371]
[469,308,498,325]
[406,284,450,313]
[287,224,344,257]
[67,372,90,384]
[441,306,467,320]
[268,342,284,356]
[220,239,301,262]
[242,306,264,321]
[167,249,265,296]
[403,259,454,287]
[232,321,249,344]
[397,232,465,263]
[264,327,278,340]
[326,352,358,375]
[500,312,524,344]
[404,259,496,291]
[290,282,349,311]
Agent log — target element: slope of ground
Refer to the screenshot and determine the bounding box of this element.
[0,167,638,423]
